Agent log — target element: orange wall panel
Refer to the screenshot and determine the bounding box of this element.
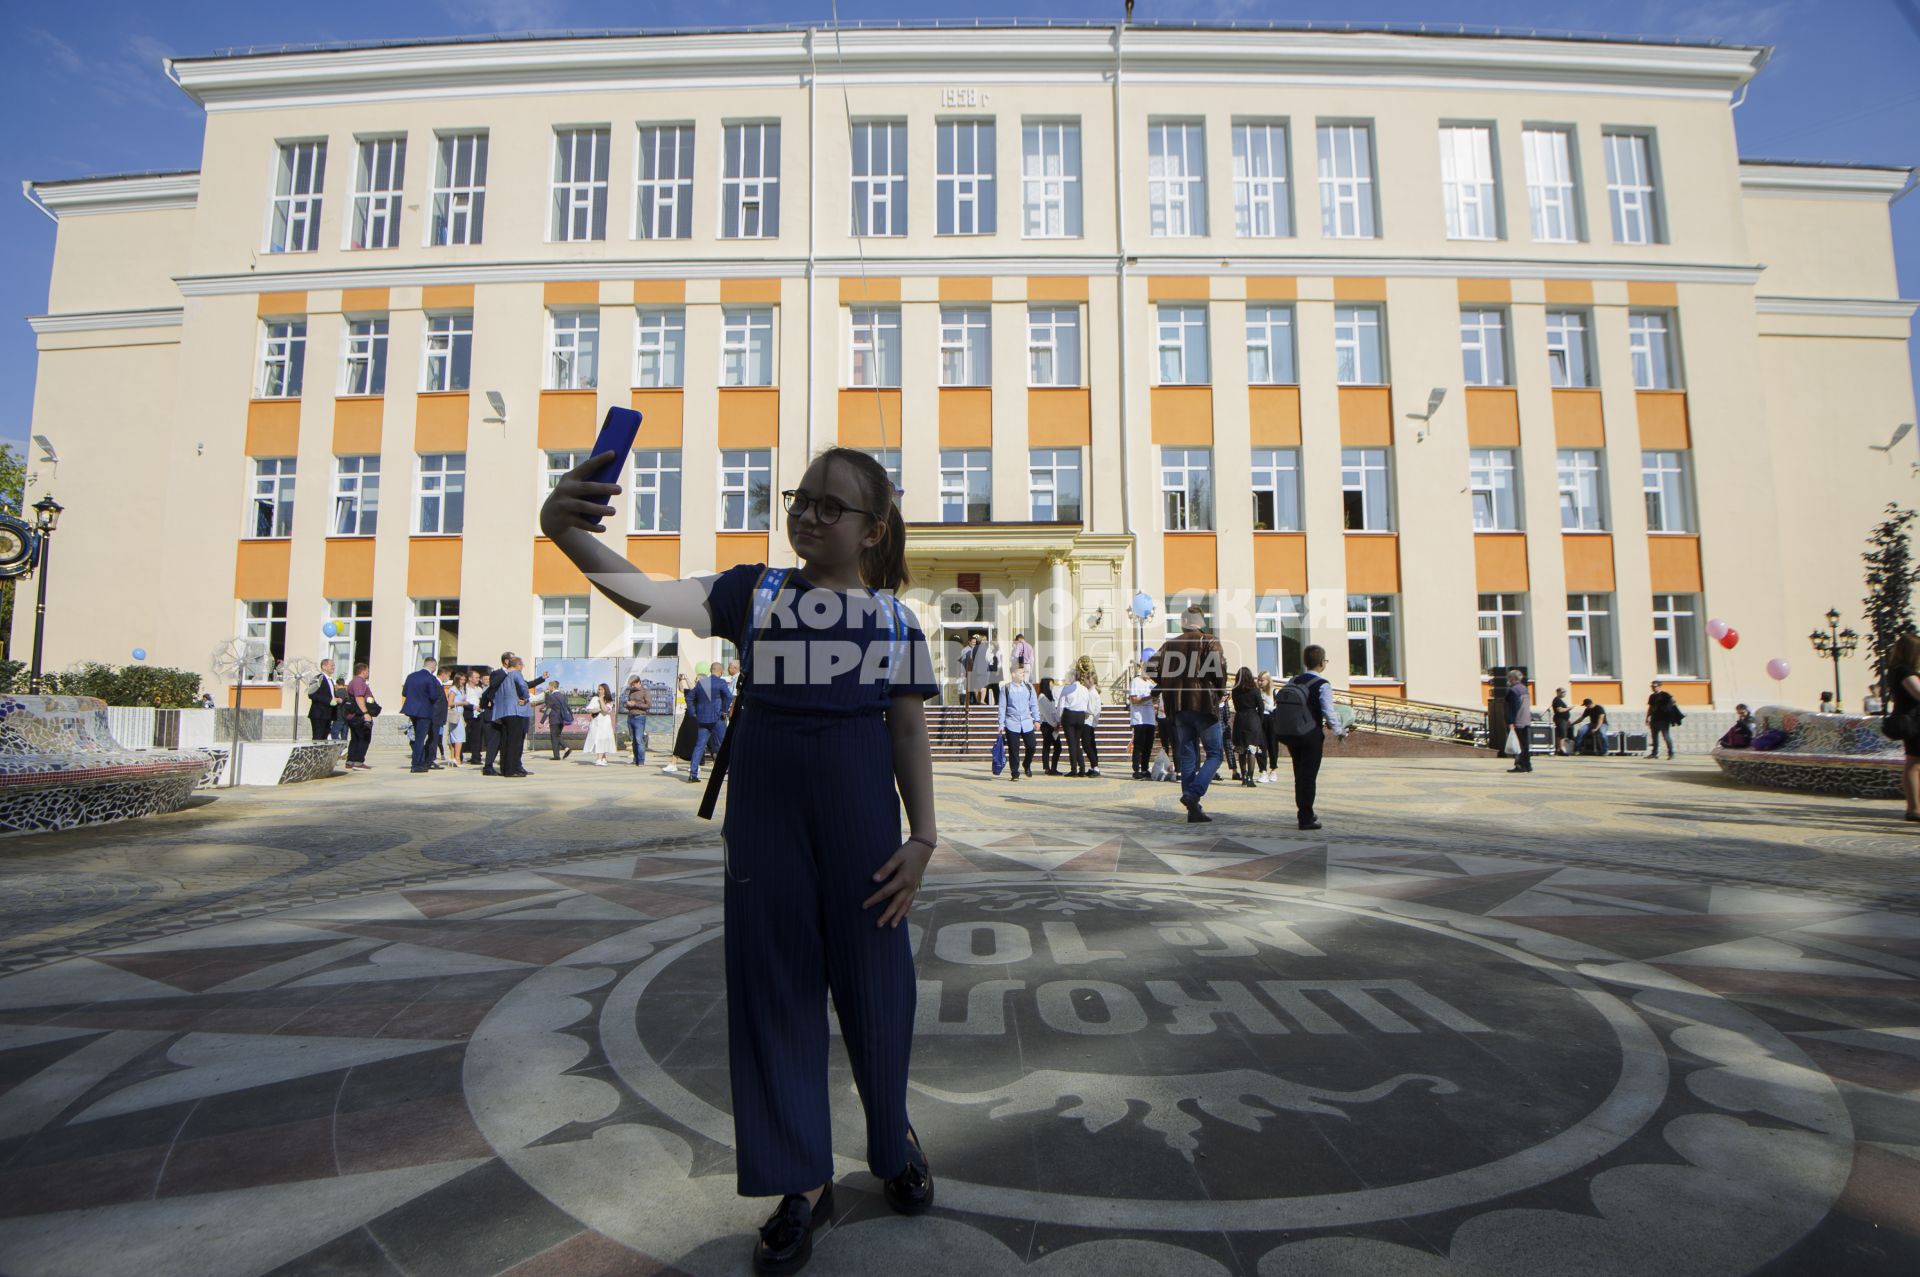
[1147,276,1210,302]
[1474,534,1530,591]
[407,537,463,596]
[1465,388,1521,447]
[1163,533,1219,592]
[1457,279,1511,303]
[715,533,770,570]
[323,537,376,597]
[1570,680,1622,705]
[938,388,993,449]
[1333,277,1388,301]
[1355,683,1405,699]
[1667,682,1713,705]
[234,539,291,599]
[1027,389,1091,446]
[415,393,469,452]
[718,389,780,449]
[1245,277,1297,300]
[1249,386,1302,446]
[838,389,902,448]
[1338,386,1394,447]
[625,535,681,578]
[722,278,785,304]
[840,277,900,302]
[244,400,301,456]
[1027,276,1088,302]
[1627,281,1679,307]
[544,280,598,307]
[1552,389,1606,448]
[1563,534,1616,592]
[340,287,389,314]
[631,391,685,446]
[633,280,686,305]
[1636,392,1691,450]
[939,276,994,302]
[257,291,305,316]
[1150,387,1213,445]
[537,390,599,449]
[230,686,284,709]
[1253,534,1308,592]
[532,538,590,593]
[1345,535,1401,593]
[422,284,474,310]
[1544,280,1593,305]
[1648,535,1703,593]
[332,397,383,454]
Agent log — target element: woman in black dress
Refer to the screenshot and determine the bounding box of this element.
[1887,633,1920,822]
[1230,667,1265,789]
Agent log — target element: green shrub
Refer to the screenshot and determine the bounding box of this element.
[38,661,204,708]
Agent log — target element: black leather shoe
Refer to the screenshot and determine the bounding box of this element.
[1299,819,1323,831]
[752,1185,833,1276]
[883,1128,934,1216]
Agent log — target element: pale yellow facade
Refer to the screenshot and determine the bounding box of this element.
[18,25,1918,712]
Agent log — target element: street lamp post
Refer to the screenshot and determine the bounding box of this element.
[27,495,62,695]
[1808,608,1859,708]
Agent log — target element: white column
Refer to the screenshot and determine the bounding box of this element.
[1047,555,1071,681]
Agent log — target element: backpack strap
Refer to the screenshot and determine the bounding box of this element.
[699,566,786,821]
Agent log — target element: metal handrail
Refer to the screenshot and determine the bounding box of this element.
[1334,689,1488,746]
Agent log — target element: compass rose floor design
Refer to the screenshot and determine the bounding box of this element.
[1,825,1918,1276]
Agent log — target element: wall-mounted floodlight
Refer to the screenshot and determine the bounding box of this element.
[483,390,507,424]
[31,435,57,463]
[1868,422,1914,461]
[1406,387,1448,443]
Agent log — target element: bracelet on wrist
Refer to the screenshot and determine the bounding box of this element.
[908,833,937,850]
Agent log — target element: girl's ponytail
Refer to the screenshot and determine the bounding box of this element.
[818,446,912,593]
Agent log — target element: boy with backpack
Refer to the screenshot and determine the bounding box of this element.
[1271,645,1347,831]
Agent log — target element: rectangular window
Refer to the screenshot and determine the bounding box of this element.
[1242,304,1296,386]
[1604,130,1660,245]
[1460,308,1509,387]
[1652,593,1703,678]
[1317,123,1377,238]
[1545,310,1592,388]
[259,320,307,398]
[635,308,685,388]
[1155,304,1210,386]
[243,600,288,682]
[719,449,772,531]
[544,449,590,493]
[940,450,993,523]
[1477,593,1529,674]
[1470,448,1522,531]
[325,599,372,670]
[431,131,488,246]
[630,449,682,532]
[1251,448,1302,531]
[1557,449,1607,531]
[1028,448,1082,523]
[423,313,472,392]
[850,120,908,237]
[1439,125,1498,240]
[1256,594,1308,676]
[1523,127,1578,243]
[1147,120,1207,237]
[636,124,694,239]
[547,309,600,390]
[936,120,996,235]
[349,136,405,250]
[1027,306,1081,387]
[1232,121,1290,237]
[721,122,781,238]
[250,458,296,539]
[847,307,901,388]
[1160,447,1214,531]
[269,140,325,253]
[1022,121,1082,237]
[1347,594,1399,680]
[1341,447,1392,531]
[1642,450,1693,533]
[1164,593,1216,640]
[332,455,379,536]
[939,308,991,387]
[1567,593,1617,677]
[341,318,388,395]
[722,307,775,387]
[411,598,459,668]
[539,597,588,660]
[862,448,903,491]
[628,619,679,660]
[1334,305,1385,385]
[416,453,466,535]
[1629,311,1677,389]
[551,127,610,242]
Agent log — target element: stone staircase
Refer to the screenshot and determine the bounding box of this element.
[926,704,1138,763]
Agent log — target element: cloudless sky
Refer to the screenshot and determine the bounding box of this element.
[4,0,1917,460]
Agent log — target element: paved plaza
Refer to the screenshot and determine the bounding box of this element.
[0,743,1917,1275]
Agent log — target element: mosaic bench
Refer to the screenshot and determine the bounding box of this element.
[1710,704,1901,799]
[0,695,218,836]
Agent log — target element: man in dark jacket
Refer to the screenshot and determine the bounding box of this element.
[543,684,575,760]
[1645,681,1680,760]
[307,658,338,742]
[1504,670,1533,774]
[400,658,443,774]
[480,653,550,775]
[1143,605,1228,823]
[685,664,735,784]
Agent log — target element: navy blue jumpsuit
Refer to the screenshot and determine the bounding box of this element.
[705,564,938,1197]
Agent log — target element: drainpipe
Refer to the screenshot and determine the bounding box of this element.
[1111,20,1140,661]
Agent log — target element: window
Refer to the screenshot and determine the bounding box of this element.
[250,458,296,539]
[629,619,678,660]
[851,121,908,237]
[1347,595,1399,680]
[1546,310,1591,388]
[631,449,682,532]
[1523,127,1578,243]
[635,309,685,388]
[1161,447,1213,531]
[1460,309,1509,387]
[1557,449,1607,531]
[1642,450,1692,533]
[416,453,466,535]
[1022,121,1082,237]
[1256,594,1308,676]
[544,450,590,492]
[551,127,610,242]
[269,140,325,253]
[1567,593,1616,677]
[1251,448,1301,531]
[1029,448,1082,522]
[547,310,600,390]
[940,450,992,523]
[1604,131,1660,245]
[937,120,996,235]
[332,455,379,535]
[243,601,288,682]
[1470,449,1522,531]
[1652,593,1703,678]
[1155,304,1209,385]
[1439,126,1498,240]
[1478,593,1529,674]
[1164,593,1215,640]
[1341,448,1391,531]
[540,597,588,660]
[1246,305,1297,385]
[342,318,388,395]
[940,308,991,387]
[411,598,459,669]
[1629,312,1677,389]
[1028,306,1081,387]
[325,599,372,670]
[1232,121,1290,237]
[862,448,903,490]
[1147,120,1207,237]
[431,132,488,246]
[722,308,776,387]
[1317,124,1377,238]
[636,124,694,239]
[259,320,306,398]
[848,308,901,388]
[719,449,771,531]
[721,122,780,238]
[423,313,472,392]
[350,137,405,249]
[1334,305,1384,385]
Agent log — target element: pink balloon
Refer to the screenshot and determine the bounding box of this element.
[1705,618,1730,641]
[1717,628,1740,650]
[1765,657,1791,681]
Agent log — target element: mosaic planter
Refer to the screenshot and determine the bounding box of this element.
[1711,704,1902,799]
[0,695,219,836]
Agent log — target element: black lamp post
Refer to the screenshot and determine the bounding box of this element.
[27,494,62,694]
[1808,608,1858,707]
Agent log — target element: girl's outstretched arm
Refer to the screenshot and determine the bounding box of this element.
[540,450,715,633]
[865,695,936,928]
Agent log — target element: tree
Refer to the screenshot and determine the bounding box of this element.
[1862,503,1918,679]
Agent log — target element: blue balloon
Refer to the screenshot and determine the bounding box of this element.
[322,621,339,637]
[1141,647,1157,662]
[1130,591,1156,621]
[131,648,147,661]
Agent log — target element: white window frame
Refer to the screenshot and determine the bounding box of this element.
[422,313,472,393]
[1642,450,1693,533]
[1317,123,1377,239]
[1604,130,1661,246]
[940,449,993,523]
[1160,447,1214,532]
[325,598,372,670]
[1164,593,1216,641]
[1469,448,1522,531]
[1523,126,1579,243]
[1022,120,1082,238]
[1027,306,1081,387]
[635,123,695,240]
[939,307,992,387]
[936,119,996,236]
[722,307,776,388]
[1028,447,1082,522]
[1652,592,1704,678]
[249,457,297,539]
[1154,303,1210,386]
[1460,308,1510,387]
[1629,311,1678,390]
[719,449,772,532]
[269,139,326,253]
[551,127,611,243]
[1546,309,1592,388]
[1232,120,1291,238]
[1477,593,1529,674]
[546,309,601,390]
[1147,120,1207,238]
[341,317,388,396]
[415,452,466,535]
[1557,449,1607,532]
[847,307,901,388]
[1251,448,1301,531]
[1347,594,1400,681]
[410,598,460,669]
[539,596,589,661]
[631,449,683,533]
[1334,305,1385,386]
[1438,125,1499,241]
[544,449,591,494]
[1567,593,1617,677]
[1341,447,1392,532]
[633,308,686,389]
[721,122,781,239]
[851,120,909,238]
[348,136,405,251]
[258,320,307,398]
[1246,304,1297,385]
[862,448,903,491]
[242,600,288,683]
[332,455,379,536]
[430,131,488,246]
[1255,594,1308,676]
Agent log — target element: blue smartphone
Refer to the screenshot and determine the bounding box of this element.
[586,407,643,485]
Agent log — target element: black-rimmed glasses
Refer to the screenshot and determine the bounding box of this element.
[782,489,880,526]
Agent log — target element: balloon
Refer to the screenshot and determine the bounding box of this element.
[1130,591,1156,621]
[1141,647,1157,662]
[1705,618,1729,641]
[1765,657,1791,681]
[1717,628,1740,650]
[131,648,146,661]
[322,621,339,638]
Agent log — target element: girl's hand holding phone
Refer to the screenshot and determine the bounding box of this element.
[864,840,933,928]
[540,452,621,539]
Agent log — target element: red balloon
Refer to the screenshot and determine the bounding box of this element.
[1717,628,1740,650]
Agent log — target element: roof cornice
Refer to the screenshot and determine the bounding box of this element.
[1739,162,1917,200]
[24,173,200,218]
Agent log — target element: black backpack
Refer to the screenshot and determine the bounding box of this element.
[1273,675,1323,738]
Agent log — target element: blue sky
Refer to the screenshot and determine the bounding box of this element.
[4,0,1917,458]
